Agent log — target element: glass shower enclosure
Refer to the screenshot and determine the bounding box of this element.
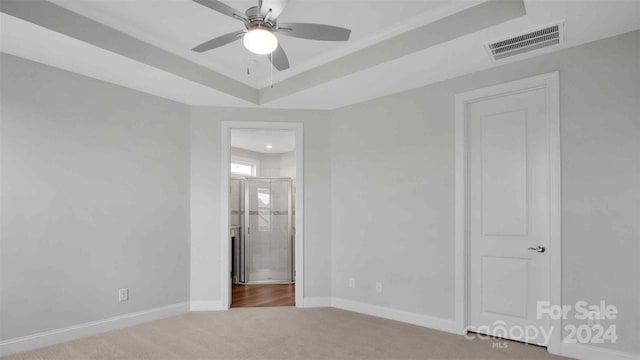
[231,178,294,284]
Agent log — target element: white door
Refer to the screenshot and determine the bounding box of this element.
[468,86,551,345]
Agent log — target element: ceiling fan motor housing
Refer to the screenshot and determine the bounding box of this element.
[244,6,276,31]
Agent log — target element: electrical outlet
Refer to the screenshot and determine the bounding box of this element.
[118,288,129,302]
[348,278,356,289]
[376,282,383,293]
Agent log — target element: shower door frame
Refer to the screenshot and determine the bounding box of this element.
[220,121,304,309]
[242,177,294,284]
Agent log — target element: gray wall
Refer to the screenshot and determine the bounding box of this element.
[330,30,640,354]
[0,54,191,340]
[190,107,331,302]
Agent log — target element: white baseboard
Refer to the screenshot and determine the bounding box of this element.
[558,343,640,360]
[0,301,190,357]
[190,300,224,311]
[331,297,462,335]
[301,297,332,308]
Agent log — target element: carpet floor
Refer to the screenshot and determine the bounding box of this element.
[3,307,569,360]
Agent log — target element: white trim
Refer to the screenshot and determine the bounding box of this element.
[0,302,190,357]
[559,343,640,360]
[190,300,224,311]
[546,71,563,354]
[331,298,462,335]
[220,121,304,310]
[454,72,562,352]
[301,297,332,308]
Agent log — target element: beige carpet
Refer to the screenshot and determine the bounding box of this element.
[4,307,569,360]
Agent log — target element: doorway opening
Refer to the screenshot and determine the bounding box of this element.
[222,124,303,308]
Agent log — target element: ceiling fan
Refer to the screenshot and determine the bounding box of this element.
[191,0,352,71]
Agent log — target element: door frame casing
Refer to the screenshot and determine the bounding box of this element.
[220,121,304,309]
[454,72,561,352]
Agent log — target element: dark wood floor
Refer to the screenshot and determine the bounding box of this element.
[231,283,295,308]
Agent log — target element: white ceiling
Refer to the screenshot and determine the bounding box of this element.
[1,0,639,109]
[231,129,295,153]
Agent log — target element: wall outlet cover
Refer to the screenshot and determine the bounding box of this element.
[118,288,129,302]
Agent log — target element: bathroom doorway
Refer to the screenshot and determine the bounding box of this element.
[227,127,299,308]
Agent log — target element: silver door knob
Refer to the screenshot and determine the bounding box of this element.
[528,246,546,253]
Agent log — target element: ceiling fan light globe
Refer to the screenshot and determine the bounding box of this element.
[243,29,278,55]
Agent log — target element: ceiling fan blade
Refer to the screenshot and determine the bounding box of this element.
[192,30,244,52]
[269,43,290,71]
[192,0,248,22]
[277,23,351,41]
[260,0,290,20]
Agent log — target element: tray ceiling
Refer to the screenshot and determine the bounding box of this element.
[48,0,454,89]
[1,0,638,109]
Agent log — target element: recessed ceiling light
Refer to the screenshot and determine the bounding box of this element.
[266,144,273,149]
